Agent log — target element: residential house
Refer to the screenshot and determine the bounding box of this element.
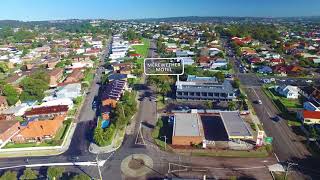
[55,83,82,100]
[210,59,228,70]
[276,85,299,99]
[129,53,142,58]
[0,119,20,147]
[48,68,64,87]
[272,65,287,77]
[240,47,256,55]
[286,65,303,76]
[101,80,126,108]
[46,58,60,69]
[269,58,285,66]
[0,96,8,111]
[257,66,272,74]
[108,73,128,82]
[62,69,84,85]
[1,103,32,116]
[299,110,320,124]
[24,105,68,121]
[197,56,212,67]
[12,115,65,143]
[181,57,194,66]
[303,101,320,111]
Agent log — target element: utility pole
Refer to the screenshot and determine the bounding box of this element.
[96,154,103,180]
[285,162,298,180]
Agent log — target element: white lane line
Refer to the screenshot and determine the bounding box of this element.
[274,153,280,162]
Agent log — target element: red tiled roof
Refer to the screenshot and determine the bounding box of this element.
[303,110,320,119]
[24,105,69,116]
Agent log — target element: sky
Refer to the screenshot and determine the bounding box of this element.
[0,0,320,21]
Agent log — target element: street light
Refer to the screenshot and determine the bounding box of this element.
[161,136,168,151]
[96,154,103,180]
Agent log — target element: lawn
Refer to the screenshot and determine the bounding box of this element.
[131,38,150,58]
[54,121,71,141]
[262,86,302,126]
[3,142,52,149]
[264,86,302,109]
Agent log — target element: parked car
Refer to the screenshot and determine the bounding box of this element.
[92,100,98,110]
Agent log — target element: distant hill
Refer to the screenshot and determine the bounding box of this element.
[0,16,319,28]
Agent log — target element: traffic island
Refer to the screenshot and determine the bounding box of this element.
[120,154,153,178]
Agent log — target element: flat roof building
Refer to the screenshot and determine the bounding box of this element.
[172,113,204,146]
[219,111,253,140]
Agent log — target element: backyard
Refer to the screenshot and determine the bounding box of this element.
[131,38,150,58]
[266,86,302,109]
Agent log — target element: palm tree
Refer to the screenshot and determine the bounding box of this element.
[159,83,171,102]
[227,101,237,111]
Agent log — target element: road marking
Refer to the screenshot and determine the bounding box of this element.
[274,153,280,162]
[135,123,146,146]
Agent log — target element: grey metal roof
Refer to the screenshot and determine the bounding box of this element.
[176,80,235,94]
[219,111,252,139]
[173,113,201,137]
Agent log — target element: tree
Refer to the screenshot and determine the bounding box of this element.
[310,126,319,140]
[0,63,9,73]
[227,101,237,111]
[93,123,105,146]
[2,84,19,105]
[20,71,49,102]
[0,171,17,180]
[233,78,240,88]
[159,83,170,102]
[47,167,64,180]
[214,71,225,82]
[204,101,213,109]
[20,168,38,180]
[71,174,90,180]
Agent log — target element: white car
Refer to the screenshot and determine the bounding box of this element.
[306,80,313,83]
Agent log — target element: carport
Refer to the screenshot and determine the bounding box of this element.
[219,111,253,140]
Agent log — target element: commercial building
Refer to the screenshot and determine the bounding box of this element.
[219,111,253,140]
[176,75,236,101]
[172,113,204,146]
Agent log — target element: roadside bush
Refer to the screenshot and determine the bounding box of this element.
[265,144,273,154]
[152,127,160,139]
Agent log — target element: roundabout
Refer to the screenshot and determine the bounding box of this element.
[120,154,153,177]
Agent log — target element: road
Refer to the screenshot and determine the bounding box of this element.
[0,39,276,180]
[222,37,320,179]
